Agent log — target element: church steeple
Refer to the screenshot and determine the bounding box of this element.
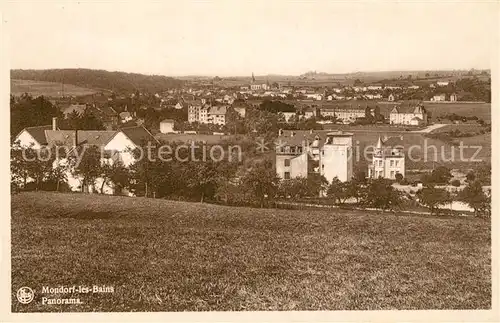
[376,136,383,149]
[252,72,255,83]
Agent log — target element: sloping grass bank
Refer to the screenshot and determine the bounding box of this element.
[11,192,490,311]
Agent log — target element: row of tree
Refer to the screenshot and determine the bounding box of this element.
[12,140,490,217]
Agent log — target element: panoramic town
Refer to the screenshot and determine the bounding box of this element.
[7,0,494,318]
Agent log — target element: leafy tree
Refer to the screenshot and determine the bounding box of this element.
[11,94,61,138]
[305,174,329,197]
[99,160,129,194]
[432,166,452,184]
[185,161,220,203]
[63,107,105,130]
[11,141,33,188]
[363,178,403,211]
[69,145,102,193]
[327,177,349,204]
[475,164,491,185]
[49,159,69,192]
[244,109,278,139]
[421,166,452,185]
[242,160,280,207]
[417,186,451,215]
[459,181,491,217]
[259,100,295,113]
[129,146,159,197]
[278,177,307,199]
[353,170,367,184]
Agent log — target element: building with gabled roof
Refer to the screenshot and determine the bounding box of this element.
[14,124,53,148]
[275,130,353,184]
[368,135,405,180]
[389,104,427,125]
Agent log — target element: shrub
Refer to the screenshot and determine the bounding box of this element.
[395,173,404,183]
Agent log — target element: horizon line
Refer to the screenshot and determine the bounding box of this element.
[10,66,491,79]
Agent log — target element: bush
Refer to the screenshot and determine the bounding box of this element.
[395,173,404,183]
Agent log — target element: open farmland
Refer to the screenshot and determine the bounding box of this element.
[11,192,490,312]
[424,103,491,122]
[11,79,98,97]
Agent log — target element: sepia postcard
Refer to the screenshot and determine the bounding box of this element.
[1,0,498,322]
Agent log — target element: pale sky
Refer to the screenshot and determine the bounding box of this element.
[4,1,498,76]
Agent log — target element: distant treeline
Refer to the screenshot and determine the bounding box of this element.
[11,69,185,95]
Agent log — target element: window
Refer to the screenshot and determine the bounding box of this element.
[284,159,290,167]
[284,172,291,180]
[395,160,399,167]
[390,160,394,167]
[378,160,383,167]
[390,171,395,178]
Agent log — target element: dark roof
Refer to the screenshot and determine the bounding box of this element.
[391,105,426,114]
[120,126,158,146]
[184,99,203,106]
[45,130,75,146]
[382,136,404,147]
[77,131,116,146]
[21,125,52,145]
[208,106,227,115]
[45,130,116,147]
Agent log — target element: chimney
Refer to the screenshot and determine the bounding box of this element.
[73,130,78,147]
[52,117,57,131]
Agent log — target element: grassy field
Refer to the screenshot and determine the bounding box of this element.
[11,79,98,97]
[11,192,490,311]
[424,103,491,122]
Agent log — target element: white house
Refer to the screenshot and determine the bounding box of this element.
[432,94,446,102]
[207,106,228,125]
[233,105,246,118]
[14,124,53,149]
[160,119,176,134]
[389,105,428,125]
[368,136,405,180]
[281,112,296,122]
[275,130,353,184]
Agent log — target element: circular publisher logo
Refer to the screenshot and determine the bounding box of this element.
[17,287,34,304]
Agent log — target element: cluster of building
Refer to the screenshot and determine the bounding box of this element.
[14,117,157,194]
[187,100,228,125]
[430,93,458,102]
[275,129,405,185]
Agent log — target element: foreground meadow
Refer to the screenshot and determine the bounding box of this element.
[11,192,490,312]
